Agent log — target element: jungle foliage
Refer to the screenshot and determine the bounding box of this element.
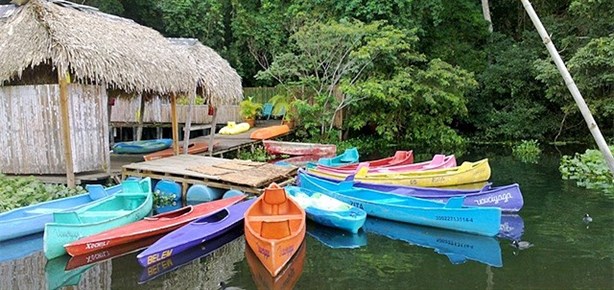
[81,0,612,149]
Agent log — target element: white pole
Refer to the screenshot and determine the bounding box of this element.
[520,0,614,175]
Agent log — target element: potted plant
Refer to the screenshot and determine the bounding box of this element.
[240,97,262,127]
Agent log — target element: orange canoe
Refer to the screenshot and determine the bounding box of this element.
[246,240,305,290]
[244,183,306,276]
[250,125,290,140]
[143,141,218,161]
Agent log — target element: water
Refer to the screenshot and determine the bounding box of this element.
[1,147,613,289]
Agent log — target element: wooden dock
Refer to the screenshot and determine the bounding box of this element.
[121,155,297,199]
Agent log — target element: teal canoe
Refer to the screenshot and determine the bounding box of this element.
[316,147,360,167]
[43,178,153,259]
[112,139,173,154]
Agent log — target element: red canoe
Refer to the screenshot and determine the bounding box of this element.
[64,195,246,257]
[250,125,290,140]
[316,154,457,174]
[143,141,218,161]
[263,140,336,156]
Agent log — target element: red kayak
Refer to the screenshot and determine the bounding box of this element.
[143,141,218,161]
[64,195,246,257]
[318,150,414,171]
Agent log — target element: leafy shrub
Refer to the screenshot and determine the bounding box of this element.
[560,146,614,196]
[153,190,177,207]
[237,145,276,162]
[512,140,541,163]
[0,175,85,213]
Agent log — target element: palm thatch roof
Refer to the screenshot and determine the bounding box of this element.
[169,38,243,106]
[0,0,198,94]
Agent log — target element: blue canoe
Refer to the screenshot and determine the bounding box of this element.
[0,183,120,242]
[298,172,502,236]
[112,138,173,154]
[364,217,502,267]
[138,225,244,284]
[285,186,366,233]
[316,147,359,167]
[307,222,367,249]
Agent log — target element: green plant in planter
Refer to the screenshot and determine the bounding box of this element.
[240,97,263,120]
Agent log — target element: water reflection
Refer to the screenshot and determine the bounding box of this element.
[138,227,244,284]
[498,214,525,241]
[45,255,94,290]
[363,217,503,267]
[66,233,164,270]
[307,222,367,249]
[0,233,43,263]
[245,240,306,290]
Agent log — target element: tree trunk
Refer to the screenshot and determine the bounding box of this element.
[481,0,493,33]
[520,0,614,175]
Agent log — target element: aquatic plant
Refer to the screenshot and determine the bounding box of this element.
[0,175,85,212]
[153,190,177,207]
[559,146,614,196]
[512,140,541,163]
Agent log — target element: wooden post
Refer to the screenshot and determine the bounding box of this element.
[136,93,145,141]
[481,0,493,33]
[183,89,196,154]
[520,0,614,174]
[58,70,76,188]
[170,93,180,155]
[208,107,217,156]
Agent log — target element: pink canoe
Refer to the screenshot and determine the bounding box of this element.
[316,154,456,175]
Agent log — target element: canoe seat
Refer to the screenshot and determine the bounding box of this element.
[262,188,289,215]
[249,214,304,223]
[260,220,291,239]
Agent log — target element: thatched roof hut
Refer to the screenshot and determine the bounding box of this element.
[0,0,198,93]
[168,38,243,105]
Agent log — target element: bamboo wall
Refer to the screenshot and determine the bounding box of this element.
[0,84,110,174]
[109,96,240,125]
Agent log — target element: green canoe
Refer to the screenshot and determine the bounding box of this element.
[43,178,153,259]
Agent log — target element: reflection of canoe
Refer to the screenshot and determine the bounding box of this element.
[0,183,118,241]
[307,222,367,249]
[285,186,366,233]
[299,170,524,212]
[364,217,502,267]
[143,141,218,161]
[219,121,251,135]
[250,125,290,140]
[66,233,163,270]
[319,150,415,171]
[138,226,244,284]
[298,171,501,236]
[308,159,492,187]
[45,254,94,290]
[263,140,336,156]
[317,147,359,167]
[0,233,43,263]
[244,183,306,276]
[137,199,254,267]
[113,139,173,154]
[43,178,154,259]
[498,214,525,241]
[66,195,245,257]
[317,154,457,174]
[246,240,306,290]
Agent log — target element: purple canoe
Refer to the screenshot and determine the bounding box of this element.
[136,199,255,267]
[298,170,524,212]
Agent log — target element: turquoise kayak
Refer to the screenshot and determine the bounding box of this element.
[112,139,173,154]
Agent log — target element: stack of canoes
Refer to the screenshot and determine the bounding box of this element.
[244,183,306,276]
[316,150,415,171]
[44,178,154,259]
[308,158,492,187]
[315,153,456,174]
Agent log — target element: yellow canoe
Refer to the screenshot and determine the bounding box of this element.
[307,159,491,187]
[219,122,250,135]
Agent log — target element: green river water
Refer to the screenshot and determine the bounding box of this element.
[1,146,612,289]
